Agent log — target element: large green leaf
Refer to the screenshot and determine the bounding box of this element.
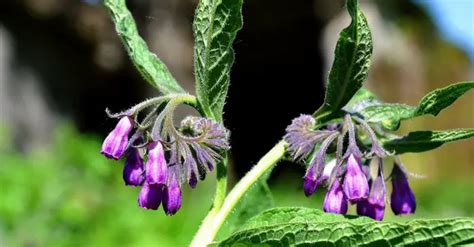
[383,128,474,154]
[104,0,185,94]
[314,0,373,121]
[361,81,474,130]
[216,181,274,240]
[193,0,243,120]
[219,207,474,246]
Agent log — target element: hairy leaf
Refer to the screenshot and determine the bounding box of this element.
[219,207,474,246]
[416,81,474,116]
[314,0,373,121]
[383,129,474,154]
[193,0,243,120]
[104,0,185,94]
[361,81,474,129]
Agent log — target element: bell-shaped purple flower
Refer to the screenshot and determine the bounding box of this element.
[145,141,168,185]
[138,182,163,210]
[123,148,145,186]
[101,117,133,160]
[390,165,416,215]
[163,172,182,215]
[303,165,320,197]
[343,153,369,202]
[323,179,348,214]
[357,174,386,221]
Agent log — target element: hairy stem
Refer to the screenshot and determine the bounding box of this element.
[190,141,286,246]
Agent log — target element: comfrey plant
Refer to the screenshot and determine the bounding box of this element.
[101,0,474,245]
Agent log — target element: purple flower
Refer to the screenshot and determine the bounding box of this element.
[323,179,348,214]
[163,172,182,215]
[390,165,416,215]
[357,174,386,221]
[302,132,339,197]
[162,116,229,188]
[303,165,320,197]
[145,141,168,185]
[284,115,333,160]
[101,117,133,160]
[138,183,163,210]
[343,153,369,202]
[123,148,145,186]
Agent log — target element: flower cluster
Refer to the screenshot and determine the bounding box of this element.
[284,114,416,220]
[100,98,229,215]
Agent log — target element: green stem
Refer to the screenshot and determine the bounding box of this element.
[213,152,228,210]
[189,152,228,247]
[190,141,286,246]
[169,93,198,108]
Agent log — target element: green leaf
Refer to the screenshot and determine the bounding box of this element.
[416,81,474,116]
[193,0,243,120]
[314,0,373,121]
[361,104,416,130]
[383,128,474,154]
[346,87,377,108]
[216,181,274,240]
[219,207,474,246]
[361,81,474,130]
[104,0,185,94]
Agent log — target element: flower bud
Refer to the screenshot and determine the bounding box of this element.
[163,173,182,215]
[123,148,145,186]
[390,165,416,215]
[138,183,163,210]
[284,115,334,160]
[145,141,168,185]
[323,179,348,214]
[303,165,319,197]
[343,153,369,202]
[189,171,198,188]
[357,174,386,221]
[303,133,339,197]
[101,117,133,160]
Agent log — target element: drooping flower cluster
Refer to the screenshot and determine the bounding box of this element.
[100,97,230,215]
[284,114,416,220]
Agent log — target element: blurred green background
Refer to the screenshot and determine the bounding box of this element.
[0,0,473,246]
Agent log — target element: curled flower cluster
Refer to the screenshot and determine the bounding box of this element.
[284,114,416,220]
[100,97,229,215]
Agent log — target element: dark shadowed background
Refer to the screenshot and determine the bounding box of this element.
[0,0,473,246]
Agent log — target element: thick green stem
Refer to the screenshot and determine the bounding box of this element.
[190,141,286,246]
